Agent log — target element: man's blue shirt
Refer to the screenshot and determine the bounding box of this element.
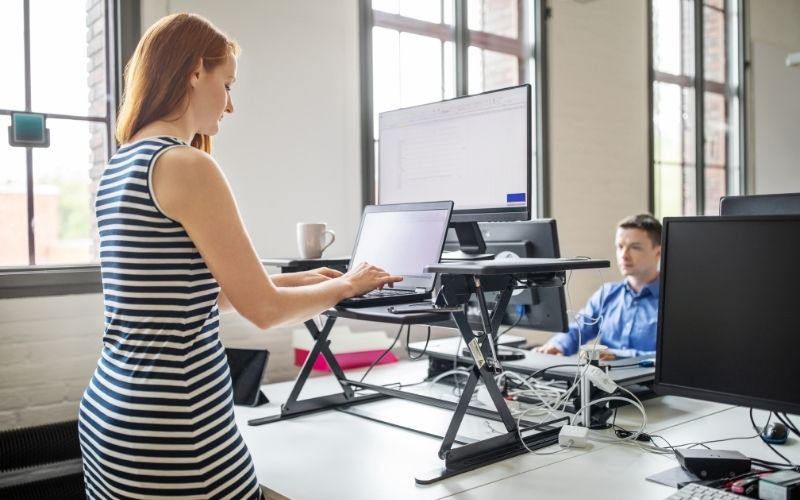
[547,278,660,358]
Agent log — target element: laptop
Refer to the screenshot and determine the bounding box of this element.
[338,201,453,308]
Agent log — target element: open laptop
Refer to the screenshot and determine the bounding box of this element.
[338,201,453,308]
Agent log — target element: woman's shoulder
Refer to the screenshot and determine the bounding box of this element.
[155,141,219,175]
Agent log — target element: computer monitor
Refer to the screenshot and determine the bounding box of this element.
[719,192,800,215]
[443,219,568,332]
[654,216,800,415]
[377,84,532,259]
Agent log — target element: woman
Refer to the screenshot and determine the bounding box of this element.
[78,13,400,498]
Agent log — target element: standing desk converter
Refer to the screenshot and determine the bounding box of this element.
[249,257,609,483]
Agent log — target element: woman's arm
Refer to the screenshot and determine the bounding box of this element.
[152,147,399,329]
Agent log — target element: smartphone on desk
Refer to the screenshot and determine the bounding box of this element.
[387,303,462,314]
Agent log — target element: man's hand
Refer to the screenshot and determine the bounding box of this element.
[534,344,563,355]
[598,350,616,361]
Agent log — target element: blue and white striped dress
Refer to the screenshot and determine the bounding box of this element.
[78,136,263,499]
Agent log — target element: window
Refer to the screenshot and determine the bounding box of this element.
[362,0,546,214]
[0,0,116,267]
[651,0,745,217]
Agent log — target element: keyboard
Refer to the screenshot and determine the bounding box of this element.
[337,288,430,308]
[663,483,744,499]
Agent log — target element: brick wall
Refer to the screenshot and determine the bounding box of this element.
[86,0,109,258]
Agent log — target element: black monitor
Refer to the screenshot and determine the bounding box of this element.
[719,192,800,215]
[377,84,532,259]
[443,219,568,333]
[654,216,800,415]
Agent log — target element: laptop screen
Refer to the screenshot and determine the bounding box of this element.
[349,202,453,290]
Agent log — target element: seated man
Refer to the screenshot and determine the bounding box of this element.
[536,214,662,360]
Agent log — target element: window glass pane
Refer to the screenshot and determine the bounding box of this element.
[399,33,443,108]
[704,166,725,215]
[468,48,519,94]
[31,119,106,265]
[0,115,30,266]
[372,27,401,139]
[400,0,441,23]
[373,0,400,14]
[443,41,456,99]
[653,82,683,165]
[30,0,107,117]
[704,6,726,83]
[655,163,685,218]
[727,95,740,195]
[653,0,682,75]
[704,0,724,9]
[443,0,455,25]
[0,1,26,111]
[468,0,519,39]
[704,91,726,167]
[680,0,695,78]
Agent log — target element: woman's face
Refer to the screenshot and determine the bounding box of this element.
[192,54,237,136]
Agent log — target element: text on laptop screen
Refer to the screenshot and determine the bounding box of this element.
[350,208,451,289]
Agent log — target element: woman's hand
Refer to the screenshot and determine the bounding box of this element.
[341,262,403,297]
[292,267,343,286]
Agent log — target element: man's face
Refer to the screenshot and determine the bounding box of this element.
[615,227,661,280]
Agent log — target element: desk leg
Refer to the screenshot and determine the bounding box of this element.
[248,315,386,426]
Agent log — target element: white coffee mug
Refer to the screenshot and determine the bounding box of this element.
[296,223,336,259]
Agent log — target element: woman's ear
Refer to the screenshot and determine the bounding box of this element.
[189,58,204,88]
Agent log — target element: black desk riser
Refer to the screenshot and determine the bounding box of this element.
[249,257,610,484]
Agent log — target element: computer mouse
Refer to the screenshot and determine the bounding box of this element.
[761,421,788,444]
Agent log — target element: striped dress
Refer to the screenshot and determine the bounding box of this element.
[78,136,263,499]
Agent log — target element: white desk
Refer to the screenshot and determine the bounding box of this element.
[234,361,798,500]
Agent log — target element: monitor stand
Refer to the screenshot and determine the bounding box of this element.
[441,221,495,261]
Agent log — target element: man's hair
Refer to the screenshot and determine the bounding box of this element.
[617,213,662,247]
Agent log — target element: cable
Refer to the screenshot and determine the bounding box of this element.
[406,324,431,360]
[359,323,405,383]
[496,309,524,339]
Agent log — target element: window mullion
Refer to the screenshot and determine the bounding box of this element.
[454,0,468,96]
[694,0,705,215]
[23,0,35,264]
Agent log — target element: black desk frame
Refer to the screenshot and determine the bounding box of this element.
[249,261,608,484]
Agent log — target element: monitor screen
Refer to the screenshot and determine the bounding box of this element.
[377,84,531,223]
[443,219,568,332]
[655,216,800,415]
[719,193,800,216]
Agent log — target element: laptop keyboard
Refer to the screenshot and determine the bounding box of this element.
[362,288,415,298]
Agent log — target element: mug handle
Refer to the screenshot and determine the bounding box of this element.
[320,230,336,253]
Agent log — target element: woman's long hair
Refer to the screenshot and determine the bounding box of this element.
[116,13,239,153]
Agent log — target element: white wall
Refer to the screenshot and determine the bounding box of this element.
[749,0,800,194]
[547,0,650,311]
[145,0,364,257]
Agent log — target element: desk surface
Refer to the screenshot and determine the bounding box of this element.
[233,361,800,500]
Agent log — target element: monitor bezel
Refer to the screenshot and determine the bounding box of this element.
[376,84,532,224]
[654,215,800,415]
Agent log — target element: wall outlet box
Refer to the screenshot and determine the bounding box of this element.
[559,425,589,448]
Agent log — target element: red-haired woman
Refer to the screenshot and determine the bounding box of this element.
[78,13,399,498]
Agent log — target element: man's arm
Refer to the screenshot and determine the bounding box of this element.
[538,285,606,356]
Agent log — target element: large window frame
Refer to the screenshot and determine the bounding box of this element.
[649,0,748,217]
[0,0,140,298]
[359,0,550,216]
